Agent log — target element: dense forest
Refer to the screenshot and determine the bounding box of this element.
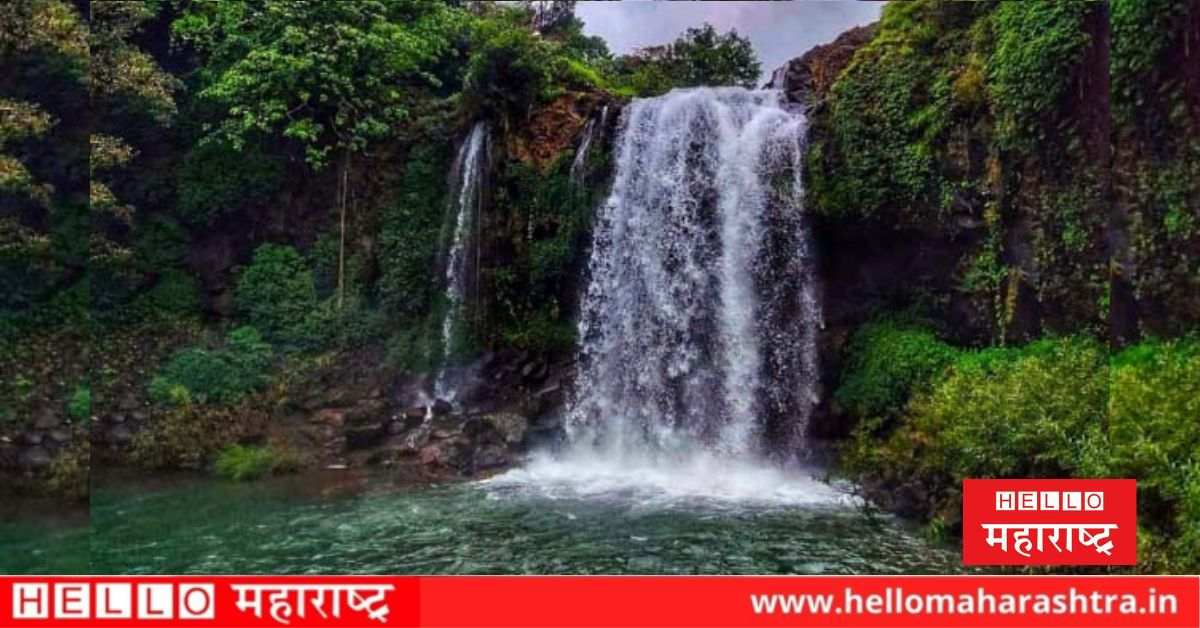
[1,0,1197,574]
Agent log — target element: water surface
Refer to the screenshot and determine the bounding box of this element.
[86,466,966,575]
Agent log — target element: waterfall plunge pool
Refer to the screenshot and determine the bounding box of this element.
[71,464,967,575]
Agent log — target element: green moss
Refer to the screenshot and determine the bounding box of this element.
[215,444,299,481]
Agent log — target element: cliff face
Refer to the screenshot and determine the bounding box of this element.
[774,2,1112,438]
[1111,0,1200,340]
[764,24,877,110]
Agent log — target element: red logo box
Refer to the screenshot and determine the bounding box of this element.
[963,479,1137,565]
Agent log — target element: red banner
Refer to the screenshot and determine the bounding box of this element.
[2,576,1197,628]
[963,479,1138,565]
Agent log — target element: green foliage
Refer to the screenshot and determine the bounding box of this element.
[176,140,285,224]
[1110,0,1192,123]
[234,244,321,349]
[1081,338,1200,571]
[904,337,1107,480]
[611,23,761,97]
[464,18,560,120]
[488,154,594,354]
[215,444,298,481]
[378,144,452,317]
[835,320,959,422]
[65,384,89,422]
[138,270,200,317]
[807,0,1108,338]
[987,2,1092,151]
[666,24,761,89]
[174,0,463,169]
[149,326,273,407]
[386,321,441,374]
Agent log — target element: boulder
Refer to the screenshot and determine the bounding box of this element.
[481,412,528,445]
[18,446,51,471]
[431,399,453,416]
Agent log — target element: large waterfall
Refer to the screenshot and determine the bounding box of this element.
[435,121,490,401]
[491,88,831,505]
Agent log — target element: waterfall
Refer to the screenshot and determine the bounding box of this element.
[435,121,490,402]
[569,117,598,186]
[570,106,610,186]
[568,87,823,463]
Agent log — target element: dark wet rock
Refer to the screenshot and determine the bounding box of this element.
[48,430,69,444]
[431,399,453,416]
[23,432,43,446]
[33,411,60,430]
[314,408,346,427]
[345,423,386,450]
[18,446,51,471]
[344,399,386,424]
[109,424,134,445]
[403,406,427,420]
[481,412,528,445]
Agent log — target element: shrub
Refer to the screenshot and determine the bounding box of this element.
[215,444,298,481]
[176,140,286,225]
[234,244,321,349]
[906,337,1108,481]
[834,320,959,422]
[133,270,199,318]
[1082,338,1200,571]
[148,326,273,407]
[842,335,1109,532]
[66,384,90,422]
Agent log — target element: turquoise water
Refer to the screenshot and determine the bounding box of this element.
[74,466,966,575]
[2,466,967,574]
[0,501,89,574]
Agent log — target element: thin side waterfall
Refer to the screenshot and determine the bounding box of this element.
[570,105,608,187]
[569,87,822,460]
[569,117,598,186]
[435,121,490,402]
[489,88,831,504]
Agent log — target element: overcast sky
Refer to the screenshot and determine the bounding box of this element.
[574,1,885,83]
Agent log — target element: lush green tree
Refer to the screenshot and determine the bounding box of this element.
[613,23,761,96]
[174,0,464,308]
[668,24,760,88]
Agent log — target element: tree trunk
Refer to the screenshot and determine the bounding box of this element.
[337,152,348,312]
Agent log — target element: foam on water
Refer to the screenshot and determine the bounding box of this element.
[483,452,854,509]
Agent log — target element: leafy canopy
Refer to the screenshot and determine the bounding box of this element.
[174,0,464,168]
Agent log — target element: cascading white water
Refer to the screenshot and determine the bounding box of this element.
[569,105,608,186]
[489,88,832,505]
[569,117,597,186]
[435,121,490,402]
